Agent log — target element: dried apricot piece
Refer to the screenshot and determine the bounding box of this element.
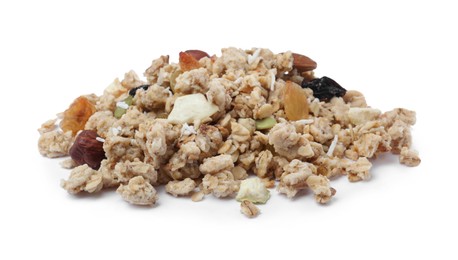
[60,96,96,135]
[179,51,201,72]
[284,81,309,121]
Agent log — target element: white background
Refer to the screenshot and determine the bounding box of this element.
[1,0,456,259]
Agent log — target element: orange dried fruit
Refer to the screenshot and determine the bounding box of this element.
[60,96,96,135]
[284,81,309,121]
[179,51,201,72]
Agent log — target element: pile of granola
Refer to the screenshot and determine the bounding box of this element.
[38,47,420,217]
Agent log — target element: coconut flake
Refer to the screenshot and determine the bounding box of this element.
[295,119,314,124]
[269,69,276,91]
[327,135,339,157]
[111,126,121,136]
[165,87,173,97]
[96,137,105,143]
[116,101,129,109]
[234,77,243,85]
[180,123,197,136]
[247,48,261,65]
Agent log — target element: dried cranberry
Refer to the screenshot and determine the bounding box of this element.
[301,76,347,102]
[128,84,150,96]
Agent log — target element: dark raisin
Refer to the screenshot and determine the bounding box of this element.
[301,76,347,102]
[128,84,150,96]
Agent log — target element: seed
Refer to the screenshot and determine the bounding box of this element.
[255,117,276,130]
[114,96,133,119]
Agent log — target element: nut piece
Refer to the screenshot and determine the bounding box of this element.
[240,200,260,218]
[292,53,317,72]
[167,93,219,124]
[185,50,210,60]
[69,130,106,169]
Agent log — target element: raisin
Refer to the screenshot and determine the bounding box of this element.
[301,76,347,102]
[128,84,150,96]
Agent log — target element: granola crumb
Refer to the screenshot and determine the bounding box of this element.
[240,200,260,218]
[61,164,103,194]
[38,130,73,158]
[59,158,77,169]
[191,190,205,202]
[399,147,421,167]
[165,178,197,197]
[116,176,158,206]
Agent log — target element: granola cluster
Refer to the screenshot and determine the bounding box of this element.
[38,47,421,217]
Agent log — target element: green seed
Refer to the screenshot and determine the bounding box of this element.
[114,107,127,119]
[114,96,133,119]
[255,117,276,130]
[124,95,133,106]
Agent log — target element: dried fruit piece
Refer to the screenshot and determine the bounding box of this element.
[60,96,96,135]
[114,95,133,119]
[185,50,210,60]
[301,76,347,102]
[179,51,201,72]
[255,117,276,130]
[284,81,309,121]
[292,53,317,72]
[69,130,106,169]
[128,84,150,96]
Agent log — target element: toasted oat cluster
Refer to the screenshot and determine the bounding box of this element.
[37,47,420,217]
